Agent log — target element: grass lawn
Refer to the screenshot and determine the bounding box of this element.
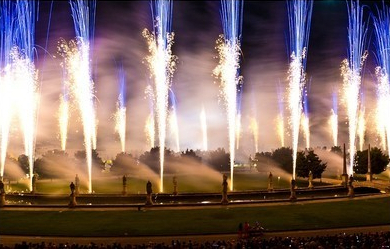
[0,196,389,237]
[5,172,331,194]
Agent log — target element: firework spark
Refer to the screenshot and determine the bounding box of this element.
[0,1,15,179]
[58,94,69,151]
[329,90,338,146]
[286,0,313,179]
[373,3,390,153]
[276,82,285,147]
[114,64,126,153]
[302,85,310,149]
[143,0,176,192]
[213,0,244,191]
[62,0,97,193]
[357,107,365,151]
[168,90,179,152]
[341,0,368,174]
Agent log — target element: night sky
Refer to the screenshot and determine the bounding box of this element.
[16,1,385,161]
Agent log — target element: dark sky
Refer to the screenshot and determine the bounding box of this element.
[21,1,385,161]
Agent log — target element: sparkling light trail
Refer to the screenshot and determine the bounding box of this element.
[168,90,180,152]
[143,0,176,192]
[213,0,244,191]
[64,0,97,193]
[341,0,368,174]
[114,64,126,153]
[0,1,15,179]
[301,85,310,149]
[13,1,39,191]
[329,90,338,146]
[373,2,390,153]
[286,0,313,179]
[276,82,285,147]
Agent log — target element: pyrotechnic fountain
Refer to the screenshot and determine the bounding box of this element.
[341,0,368,175]
[301,85,310,149]
[168,89,180,152]
[58,0,97,193]
[143,0,176,192]
[200,106,208,151]
[58,93,69,151]
[213,0,244,191]
[329,90,338,147]
[114,64,127,153]
[276,82,285,147]
[373,3,390,153]
[0,1,15,180]
[286,0,313,179]
[12,1,40,191]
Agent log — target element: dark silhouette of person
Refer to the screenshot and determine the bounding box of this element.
[70,181,75,194]
[123,175,127,186]
[146,180,152,195]
[0,180,4,194]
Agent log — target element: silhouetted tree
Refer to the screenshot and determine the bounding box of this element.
[354,147,389,174]
[111,152,138,174]
[34,150,75,179]
[296,150,327,179]
[271,147,293,174]
[330,146,342,155]
[138,147,177,174]
[17,154,29,175]
[181,149,202,162]
[74,149,104,171]
[205,148,230,172]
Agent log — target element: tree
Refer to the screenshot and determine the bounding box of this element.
[34,150,75,179]
[181,149,202,162]
[354,147,389,174]
[17,154,29,175]
[330,146,342,155]
[204,148,230,172]
[271,147,293,174]
[74,149,104,171]
[296,150,327,179]
[111,152,138,174]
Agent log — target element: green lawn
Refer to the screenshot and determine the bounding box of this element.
[0,196,389,236]
[5,172,332,194]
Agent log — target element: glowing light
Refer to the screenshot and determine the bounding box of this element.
[341,0,368,174]
[213,0,244,191]
[329,90,338,146]
[276,82,285,147]
[59,0,97,193]
[235,113,241,150]
[114,64,126,153]
[58,95,69,151]
[286,0,313,179]
[0,1,15,179]
[168,90,179,152]
[302,85,310,149]
[373,3,390,153]
[143,0,177,192]
[200,106,208,151]
[145,113,155,149]
[249,117,259,153]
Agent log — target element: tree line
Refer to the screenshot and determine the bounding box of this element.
[2,145,388,180]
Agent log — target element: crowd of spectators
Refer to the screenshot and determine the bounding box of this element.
[0,231,389,249]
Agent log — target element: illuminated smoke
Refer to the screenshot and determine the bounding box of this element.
[200,106,208,151]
